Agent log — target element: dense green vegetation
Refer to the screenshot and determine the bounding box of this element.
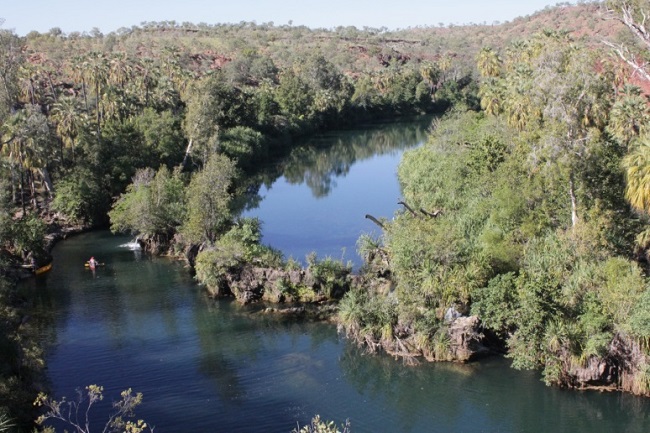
[1,9,475,429]
[2,0,650,430]
[339,1,650,395]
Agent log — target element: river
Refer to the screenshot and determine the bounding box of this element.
[26,119,650,432]
[241,117,433,266]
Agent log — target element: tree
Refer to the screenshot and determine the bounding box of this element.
[218,126,265,168]
[478,32,614,228]
[51,167,106,225]
[182,153,237,244]
[108,52,133,91]
[51,95,87,163]
[1,105,56,211]
[623,137,650,213]
[607,84,650,145]
[182,73,251,166]
[275,68,315,129]
[109,166,186,247]
[478,80,503,116]
[133,108,185,167]
[0,28,22,125]
[477,47,502,78]
[604,0,650,82]
[81,51,109,132]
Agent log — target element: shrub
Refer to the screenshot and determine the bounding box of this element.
[470,272,518,336]
[194,218,284,294]
[34,385,152,433]
[51,169,106,225]
[306,252,352,299]
[292,415,351,433]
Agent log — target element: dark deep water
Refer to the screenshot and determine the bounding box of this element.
[27,119,650,432]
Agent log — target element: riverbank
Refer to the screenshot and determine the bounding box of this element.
[0,209,93,430]
[33,230,650,433]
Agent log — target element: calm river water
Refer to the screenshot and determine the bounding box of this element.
[27,119,650,432]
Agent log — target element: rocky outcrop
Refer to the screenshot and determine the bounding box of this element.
[560,333,650,395]
[567,357,619,390]
[209,264,354,305]
[260,304,339,321]
[447,316,491,362]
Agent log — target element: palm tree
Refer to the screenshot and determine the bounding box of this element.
[17,63,38,105]
[51,95,86,163]
[0,29,23,122]
[505,89,535,131]
[477,47,501,78]
[623,138,650,214]
[608,85,650,145]
[478,79,503,116]
[1,106,55,211]
[70,57,89,112]
[133,57,159,108]
[419,61,440,95]
[160,45,190,96]
[108,52,132,90]
[82,51,109,130]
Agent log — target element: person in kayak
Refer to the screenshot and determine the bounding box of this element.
[88,257,98,269]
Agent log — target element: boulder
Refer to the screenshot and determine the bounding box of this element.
[568,357,618,388]
[447,316,491,362]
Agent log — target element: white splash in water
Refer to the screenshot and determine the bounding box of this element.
[119,240,142,250]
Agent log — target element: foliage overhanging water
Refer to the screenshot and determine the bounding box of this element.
[26,119,650,432]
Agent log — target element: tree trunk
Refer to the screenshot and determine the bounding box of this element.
[19,166,25,216]
[10,165,17,204]
[398,200,420,218]
[570,176,578,228]
[46,71,57,103]
[29,170,37,208]
[38,167,54,194]
[81,79,88,112]
[182,138,193,168]
[365,214,385,229]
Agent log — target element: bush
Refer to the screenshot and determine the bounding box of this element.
[10,214,46,259]
[306,252,352,299]
[338,286,398,348]
[51,169,107,225]
[471,272,518,336]
[194,218,284,294]
[34,385,152,433]
[628,288,650,344]
[292,415,351,433]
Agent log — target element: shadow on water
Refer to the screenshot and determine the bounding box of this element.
[338,343,650,432]
[23,230,650,433]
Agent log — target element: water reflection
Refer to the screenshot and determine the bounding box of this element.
[27,231,650,433]
[239,117,434,265]
[339,343,650,432]
[240,116,433,209]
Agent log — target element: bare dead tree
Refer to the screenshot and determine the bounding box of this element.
[603,2,650,81]
[398,200,420,218]
[420,208,443,218]
[365,214,385,228]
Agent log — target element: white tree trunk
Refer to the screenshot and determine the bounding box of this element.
[182,138,193,168]
[570,177,578,228]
